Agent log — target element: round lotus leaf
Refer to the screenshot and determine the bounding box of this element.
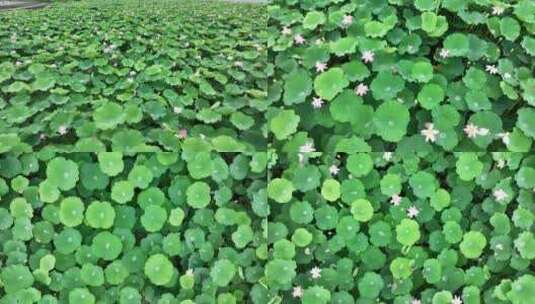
[314,68,349,101]
[144,254,174,286]
[46,157,79,191]
[283,68,312,105]
[418,83,444,109]
[303,11,326,30]
[270,109,300,140]
[268,178,294,204]
[444,33,469,56]
[373,100,410,142]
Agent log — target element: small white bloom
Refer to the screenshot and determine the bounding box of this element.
[294,34,305,45]
[503,72,511,79]
[299,142,316,154]
[282,27,292,35]
[464,123,480,138]
[440,48,450,59]
[497,132,510,145]
[421,123,439,143]
[383,152,393,161]
[342,15,353,26]
[329,164,340,175]
[407,206,419,218]
[478,127,489,136]
[361,51,375,63]
[452,295,463,304]
[186,269,194,276]
[493,189,508,202]
[411,298,422,304]
[310,267,322,279]
[315,61,327,73]
[173,106,183,114]
[311,97,324,109]
[355,83,369,96]
[485,65,499,75]
[492,6,504,15]
[292,286,304,298]
[496,159,506,169]
[234,61,244,68]
[390,194,402,206]
[58,125,68,135]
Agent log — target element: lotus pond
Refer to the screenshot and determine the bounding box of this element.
[0,0,267,153]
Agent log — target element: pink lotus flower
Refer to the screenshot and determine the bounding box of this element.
[390,194,402,206]
[361,51,375,63]
[177,129,188,139]
[294,34,305,45]
[342,15,353,26]
[407,206,420,218]
[311,97,324,109]
[329,164,340,175]
[282,26,292,35]
[355,83,369,96]
[315,61,327,73]
[421,123,439,143]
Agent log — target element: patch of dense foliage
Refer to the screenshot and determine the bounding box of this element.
[0,0,267,152]
[268,0,534,152]
[265,0,535,303]
[267,152,535,304]
[0,151,268,303]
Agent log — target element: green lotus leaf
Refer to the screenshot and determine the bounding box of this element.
[303,11,326,30]
[330,37,358,56]
[268,178,294,204]
[456,153,483,181]
[364,21,390,38]
[0,62,15,83]
[186,181,211,208]
[463,67,487,89]
[321,179,340,202]
[93,102,126,130]
[270,109,300,140]
[411,61,434,83]
[341,60,370,81]
[314,68,349,101]
[507,274,535,304]
[210,259,236,287]
[500,17,520,41]
[421,12,438,32]
[520,79,535,106]
[211,135,245,152]
[444,33,469,56]
[144,254,174,286]
[329,90,364,123]
[521,36,535,56]
[517,108,535,139]
[460,231,487,259]
[417,83,444,109]
[32,72,56,91]
[373,100,410,142]
[415,0,439,11]
[370,71,405,100]
[46,157,79,191]
[283,68,312,105]
[97,152,124,177]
